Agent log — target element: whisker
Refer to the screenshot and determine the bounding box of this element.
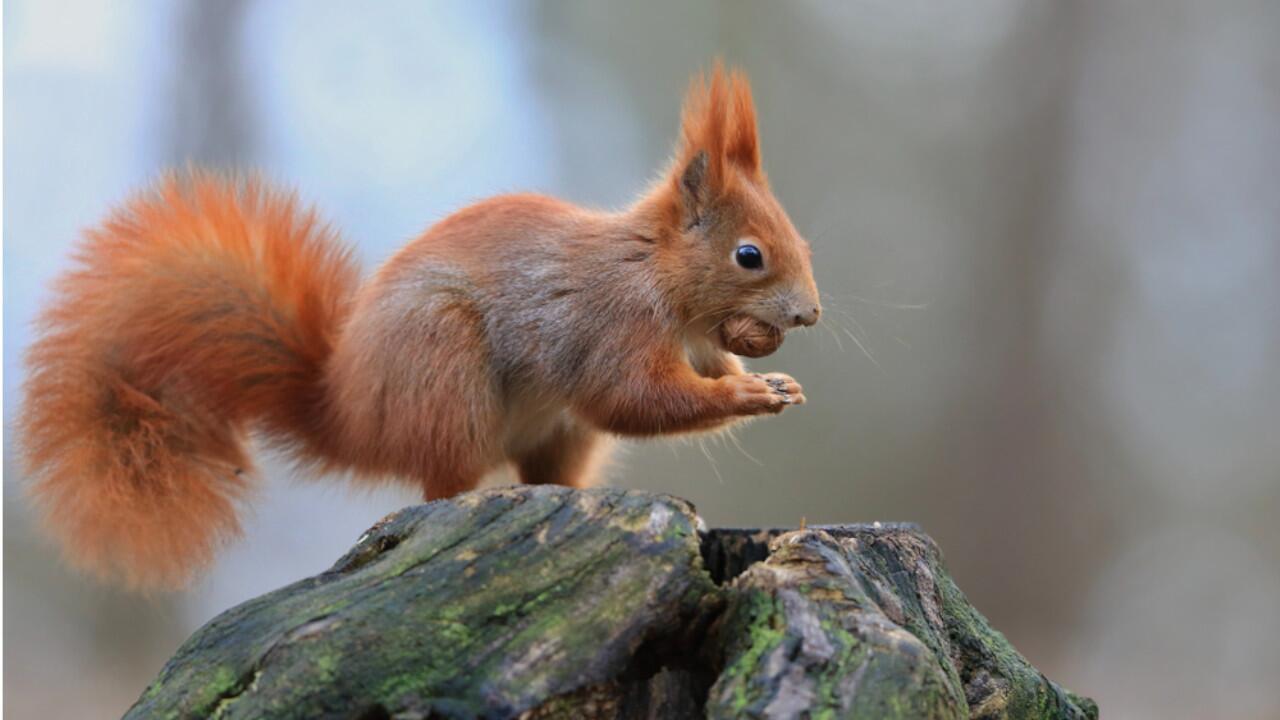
[680,305,732,333]
[827,292,928,310]
[842,327,882,370]
[708,313,737,333]
[822,305,863,321]
[845,310,873,347]
[697,438,725,485]
[819,316,845,352]
[724,426,763,466]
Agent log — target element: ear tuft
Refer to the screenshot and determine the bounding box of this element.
[673,61,763,206]
[667,61,764,229]
[678,62,729,189]
[725,68,761,174]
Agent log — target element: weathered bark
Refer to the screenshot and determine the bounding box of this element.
[125,487,1096,719]
[703,527,1096,719]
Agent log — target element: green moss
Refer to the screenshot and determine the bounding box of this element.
[722,592,787,712]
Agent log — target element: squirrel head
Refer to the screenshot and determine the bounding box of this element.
[647,63,821,353]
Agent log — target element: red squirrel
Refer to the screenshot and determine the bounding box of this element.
[18,64,820,590]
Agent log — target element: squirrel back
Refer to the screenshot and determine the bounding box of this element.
[18,174,360,589]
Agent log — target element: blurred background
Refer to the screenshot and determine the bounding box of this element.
[5,1,1279,717]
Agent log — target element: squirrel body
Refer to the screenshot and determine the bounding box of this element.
[18,65,820,589]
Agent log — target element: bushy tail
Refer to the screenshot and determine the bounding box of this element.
[17,171,362,590]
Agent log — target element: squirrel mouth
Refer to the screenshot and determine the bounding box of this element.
[717,315,786,358]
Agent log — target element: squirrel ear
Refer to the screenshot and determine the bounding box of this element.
[669,63,762,229]
[672,63,732,228]
[679,150,711,228]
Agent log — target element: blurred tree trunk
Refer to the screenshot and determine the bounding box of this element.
[165,0,256,167]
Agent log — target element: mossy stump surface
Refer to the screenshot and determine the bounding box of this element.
[125,486,1097,720]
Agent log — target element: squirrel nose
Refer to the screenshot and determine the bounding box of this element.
[791,306,820,328]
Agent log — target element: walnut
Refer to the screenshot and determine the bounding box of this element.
[719,315,785,357]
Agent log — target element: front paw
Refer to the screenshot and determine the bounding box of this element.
[723,372,806,416]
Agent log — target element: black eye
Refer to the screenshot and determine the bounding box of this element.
[735,244,764,270]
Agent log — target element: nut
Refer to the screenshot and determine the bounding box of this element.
[719,315,785,357]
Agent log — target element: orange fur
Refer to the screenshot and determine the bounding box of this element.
[19,173,359,590]
[678,61,763,190]
[18,64,820,590]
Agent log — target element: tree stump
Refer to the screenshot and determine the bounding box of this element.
[124,486,1097,719]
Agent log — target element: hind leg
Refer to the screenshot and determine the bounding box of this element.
[328,288,504,500]
[422,467,489,501]
[515,421,612,489]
